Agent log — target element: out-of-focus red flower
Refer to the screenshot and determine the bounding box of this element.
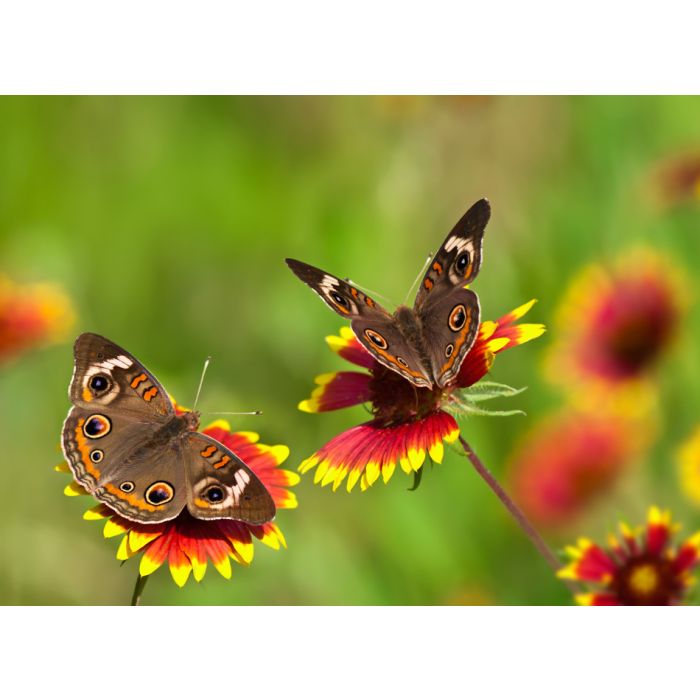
[0,276,74,362]
[654,152,700,208]
[544,249,687,415]
[508,409,642,528]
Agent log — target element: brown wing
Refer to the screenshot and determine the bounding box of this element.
[69,332,174,420]
[286,258,432,388]
[413,198,490,311]
[61,406,187,523]
[184,432,276,525]
[419,288,481,388]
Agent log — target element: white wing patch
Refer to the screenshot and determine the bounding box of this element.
[444,235,476,258]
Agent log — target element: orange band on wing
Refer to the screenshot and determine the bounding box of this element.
[143,387,158,402]
[103,482,159,511]
[439,308,474,376]
[75,420,101,480]
[371,346,428,382]
[131,373,148,389]
[213,455,231,469]
[200,445,217,458]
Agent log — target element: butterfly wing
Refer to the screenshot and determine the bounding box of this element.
[419,288,481,388]
[184,432,276,524]
[61,332,187,523]
[69,332,174,419]
[414,198,490,310]
[62,406,187,523]
[285,258,432,387]
[412,199,489,387]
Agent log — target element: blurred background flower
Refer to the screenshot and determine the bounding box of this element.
[0,276,74,363]
[678,426,700,507]
[543,248,688,417]
[57,419,297,589]
[558,507,700,605]
[508,409,645,529]
[653,152,700,209]
[1,96,699,603]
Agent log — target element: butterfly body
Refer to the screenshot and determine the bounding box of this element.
[286,198,491,390]
[61,333,276,525]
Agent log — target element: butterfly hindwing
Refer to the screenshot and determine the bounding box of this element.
[418,287,481,388]
[184,432,276,524]
[61,406,187,523]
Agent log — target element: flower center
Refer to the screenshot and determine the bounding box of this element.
[612,556,678,605]
[369,364,443,425]
[627,563,659,596]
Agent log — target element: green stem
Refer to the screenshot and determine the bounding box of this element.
[458,435,578,595]
[130,574,149,606]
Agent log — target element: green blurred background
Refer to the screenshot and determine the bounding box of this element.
[1,96,699,605]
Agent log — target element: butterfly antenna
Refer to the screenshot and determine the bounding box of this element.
[344,278,396,307]
[403,253,433,305]
[192,356,211,412]
[206,411,263,416]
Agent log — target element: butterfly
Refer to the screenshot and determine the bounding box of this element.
[61,333,276,525]
[286,198,490,390]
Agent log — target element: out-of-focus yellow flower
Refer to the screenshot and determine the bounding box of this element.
[678,426,700,507]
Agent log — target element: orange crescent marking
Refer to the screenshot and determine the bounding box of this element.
[424,278,433,290]
[370,345,428,382]
[200,445,217,458]
[104,482,159,511]
[439,308,473,375]
[351,288,359,297]
[365,297,375,308]
[143,387,158,402]
[329,297,351,314]
[213,455,231,469]
[432,261,443,274]
[464,262,473,279]
[75,420,101,479]
[131,373,148,389]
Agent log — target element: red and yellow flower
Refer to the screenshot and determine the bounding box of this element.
[57,420,298,586]
[508,409,641,528]
[298,300,544,492]
[678,426,700,507]
[544,249,687,415]
[0,276,74,363]
[559,507,700,605]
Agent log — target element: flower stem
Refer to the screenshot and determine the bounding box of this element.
[130,574,149,606]
[458,435,578,594]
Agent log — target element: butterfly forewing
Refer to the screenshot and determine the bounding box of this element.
[69,332,174,419]
[286,258,433,387]
[413,198,490,312]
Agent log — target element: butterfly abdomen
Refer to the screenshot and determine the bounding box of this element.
[393,306,433,379]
